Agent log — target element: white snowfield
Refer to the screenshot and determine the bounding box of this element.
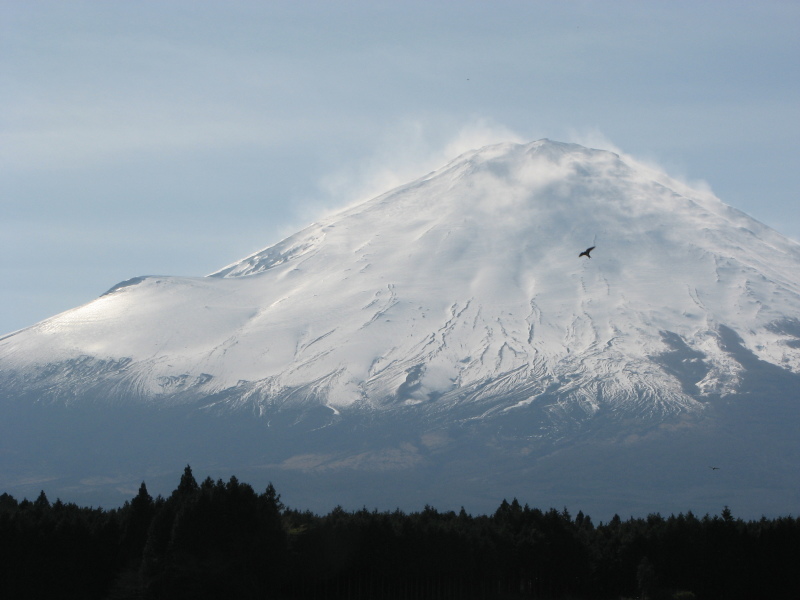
[3,140,800,419]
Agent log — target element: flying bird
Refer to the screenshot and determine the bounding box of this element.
[579,246,595,258]
[709,466,721,471]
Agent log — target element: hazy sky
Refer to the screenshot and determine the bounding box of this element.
[2,1,799,335]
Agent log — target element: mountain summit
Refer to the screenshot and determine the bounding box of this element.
[2,140,800,516]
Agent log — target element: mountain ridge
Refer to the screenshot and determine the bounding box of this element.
[4,140,798,410]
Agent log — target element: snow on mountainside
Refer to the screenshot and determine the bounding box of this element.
[2,139,800,426]
[4,139,800,517]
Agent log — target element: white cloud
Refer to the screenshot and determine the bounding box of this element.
[566,127,716,200]
[306,117,525,219]
[565,128,623,155]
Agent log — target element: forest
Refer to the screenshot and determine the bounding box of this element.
[1,466,798,600]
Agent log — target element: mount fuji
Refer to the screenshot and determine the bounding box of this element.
[2,139,799,518]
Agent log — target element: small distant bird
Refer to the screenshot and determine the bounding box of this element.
[709,466,721,471]
[579,246,595,258]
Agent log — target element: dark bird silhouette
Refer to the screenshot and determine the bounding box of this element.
[579,246,595,258]
[709,466,721,470]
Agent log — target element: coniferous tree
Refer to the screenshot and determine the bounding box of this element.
[3,468,800,599]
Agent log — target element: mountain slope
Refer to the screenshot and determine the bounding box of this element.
[2,140,799,516]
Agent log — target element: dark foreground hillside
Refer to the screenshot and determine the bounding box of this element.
[1,467,797,600]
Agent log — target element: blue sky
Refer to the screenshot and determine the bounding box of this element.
[2,0,799,335]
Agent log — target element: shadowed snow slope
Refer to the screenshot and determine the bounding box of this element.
[2,140,799,517]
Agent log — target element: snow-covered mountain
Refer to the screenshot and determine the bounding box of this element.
[2,140,800,517]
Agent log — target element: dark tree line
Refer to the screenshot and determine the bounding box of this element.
[1,466,798,600]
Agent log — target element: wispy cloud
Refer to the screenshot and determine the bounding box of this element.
[306,117,525,219]
[566,127,716,199]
